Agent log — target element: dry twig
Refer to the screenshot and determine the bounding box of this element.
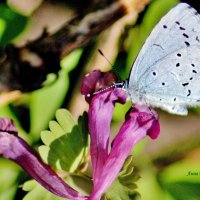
[0,1,128,92]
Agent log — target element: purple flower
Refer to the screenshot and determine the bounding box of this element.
[81,70,160,200]
[0,118,86,200]
[0,70,160,200]
[80,70,117,103]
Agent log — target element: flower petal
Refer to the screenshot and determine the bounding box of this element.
[130,104,160,139]
[81,70,117,103]
[81,70,160,199]
[0,117,18,133]
[0,118,86,200]
[88,88,127,186]
[88,104,160,199]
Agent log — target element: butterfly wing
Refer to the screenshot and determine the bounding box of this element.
[139,46,200,115]
[128,3,200,115]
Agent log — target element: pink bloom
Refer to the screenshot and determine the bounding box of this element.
[81,70,160,200]
[80,70,117,103]
[0,70,160,200]
[0,118,86,200]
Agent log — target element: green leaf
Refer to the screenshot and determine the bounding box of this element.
[0,18,6,40]
[159,160,200,184]
[77,112,89,156]
[60,48,83,72]
[126,26,143,76]
[102,179,140,200]
[0,186,17,200]
[0,4,28,46]
[29,71,69,140]
[159,160,200,200]
[113,102,132,122]
[29,49,83,140]
[67,174,92,196]
[103,156,140,200]
[0,159,20,200]
[55,109,75,133]
[38,109,89,172]
[0,104,29,141]
[23,174,92,200]
[23,180,64,200]
[164,182,200,200]
[118,156,140,189]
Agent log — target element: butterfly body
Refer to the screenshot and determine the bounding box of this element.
[126,3,200,115]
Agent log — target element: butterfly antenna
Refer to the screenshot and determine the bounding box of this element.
[86,81,127,97]
[98,49,121,80]
[98,49,113,66]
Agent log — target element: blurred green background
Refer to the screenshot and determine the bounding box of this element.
[1,0,200,200]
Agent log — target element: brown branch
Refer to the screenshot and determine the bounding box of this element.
[33,2,127,57]
[0,1,128,92]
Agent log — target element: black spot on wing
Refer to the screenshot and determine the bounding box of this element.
[180,27,186,31]
[185,41,190,46]
[183,33,189,38]
[177,53,181,57]
[182,82,189,87]
[163,25,167,29]
[193,70,197,73]
[187,90,191,97]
